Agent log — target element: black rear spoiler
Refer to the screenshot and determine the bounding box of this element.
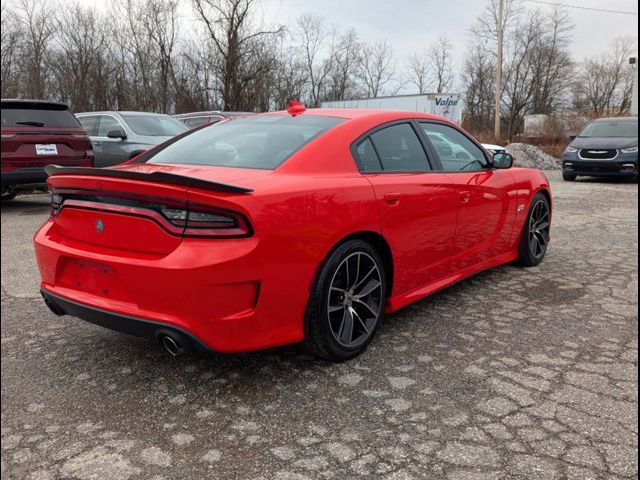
[44,165,253,194]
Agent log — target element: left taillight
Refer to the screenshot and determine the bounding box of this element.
[159,205,252,238]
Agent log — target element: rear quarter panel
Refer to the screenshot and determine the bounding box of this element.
[186,172,381,348]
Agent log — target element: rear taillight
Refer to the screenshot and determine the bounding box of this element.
[49,189,251,238]
[160,206,251,237]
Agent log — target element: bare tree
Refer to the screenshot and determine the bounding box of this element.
[407,50,431,94]
[358,40,396,98]
[1,3,24,97]
[325,28,362,101]
[192,0,284,111]
[464,1,575,139]
[576,36,637,116]
[51,3,107,111]
[142,0,180,113]
[429,35,454,92]
[16,0,55,99]
[461,43,495,134]
[292,14,332,107]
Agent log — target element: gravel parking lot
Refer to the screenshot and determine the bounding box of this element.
[1,171,637,480]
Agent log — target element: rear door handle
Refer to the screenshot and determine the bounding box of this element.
[458,191,471,203]
[383,193,400,206]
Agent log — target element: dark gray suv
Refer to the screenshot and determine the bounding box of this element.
[76,111,188,167]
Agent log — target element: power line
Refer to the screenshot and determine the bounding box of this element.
[525,0,638,15]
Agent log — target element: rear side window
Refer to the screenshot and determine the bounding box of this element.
[355,138,382,172]
[1,103,81,128]
[121,114,187,136]
[77,115,99,135]
[147,115,345,170]
[369,123,430,172]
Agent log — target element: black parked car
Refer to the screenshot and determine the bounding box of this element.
[562,117,638,181]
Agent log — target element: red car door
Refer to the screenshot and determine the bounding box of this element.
[353,122,458,298]
[418,121,517,272]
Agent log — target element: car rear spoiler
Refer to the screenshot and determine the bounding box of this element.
[44,165,253,194]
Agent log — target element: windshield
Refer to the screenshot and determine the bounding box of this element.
[147,115,345,170]
[579,120,638,138]
[1,105,80,128]
[122,114,188,136]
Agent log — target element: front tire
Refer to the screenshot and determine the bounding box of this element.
[304,240,387,361]
[563,173,576,181]
[516,193,551,267]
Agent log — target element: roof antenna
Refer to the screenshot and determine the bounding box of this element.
[287,100,306,117]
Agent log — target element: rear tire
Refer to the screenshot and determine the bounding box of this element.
[304,240,387,361]
[562,173,576,181]
[1,187,17,201]
[516,193,551,267]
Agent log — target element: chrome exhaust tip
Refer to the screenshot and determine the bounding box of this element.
[160,335,184,357]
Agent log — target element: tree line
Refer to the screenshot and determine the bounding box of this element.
[1,0,636,140]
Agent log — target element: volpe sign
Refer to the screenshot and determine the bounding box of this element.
[433,95,462,122]
[321,93,464,124]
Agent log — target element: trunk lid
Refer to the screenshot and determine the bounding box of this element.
[46,163,255,255]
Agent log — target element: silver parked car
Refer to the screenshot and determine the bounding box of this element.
[76,111,188,167]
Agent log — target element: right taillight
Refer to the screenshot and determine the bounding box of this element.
[160,206,251,238]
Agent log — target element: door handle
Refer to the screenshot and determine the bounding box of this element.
[458,191,471,203]
[383,193,400,206]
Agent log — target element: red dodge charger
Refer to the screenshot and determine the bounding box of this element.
[35,105,552,360]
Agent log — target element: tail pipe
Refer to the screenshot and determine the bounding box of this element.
[159,334,185,357]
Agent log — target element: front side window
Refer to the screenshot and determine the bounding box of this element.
[122,114,188,137]
[420,122,488,172]
[147,115,345,170]
[368,123,430,172]
[77,115,99,136]
[97,115,125,137]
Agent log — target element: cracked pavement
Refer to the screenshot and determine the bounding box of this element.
[1,171,638,479]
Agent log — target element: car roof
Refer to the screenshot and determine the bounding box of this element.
[76,111,169,117]
[592,116,638,123]
[261,108,452,122]
[173,111,223,118]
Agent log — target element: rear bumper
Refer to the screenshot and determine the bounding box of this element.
[41,288,211,352]
[34,219,310,353]
[1,168,47,186]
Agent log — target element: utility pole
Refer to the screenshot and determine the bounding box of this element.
[494,0,504,141]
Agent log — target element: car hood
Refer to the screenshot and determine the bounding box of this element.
[571,137,638,149]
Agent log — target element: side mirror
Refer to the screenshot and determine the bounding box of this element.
[107,129,127,140]
[569,134,577,141]
[493,152,514,169]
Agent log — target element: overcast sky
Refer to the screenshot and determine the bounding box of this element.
[262,0,638,58]
[49,0,640,92]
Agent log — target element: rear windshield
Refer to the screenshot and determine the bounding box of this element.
[121,114,188,136]
[147,115,346,169]
[1,104,80,128]
[579,120,638,138]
